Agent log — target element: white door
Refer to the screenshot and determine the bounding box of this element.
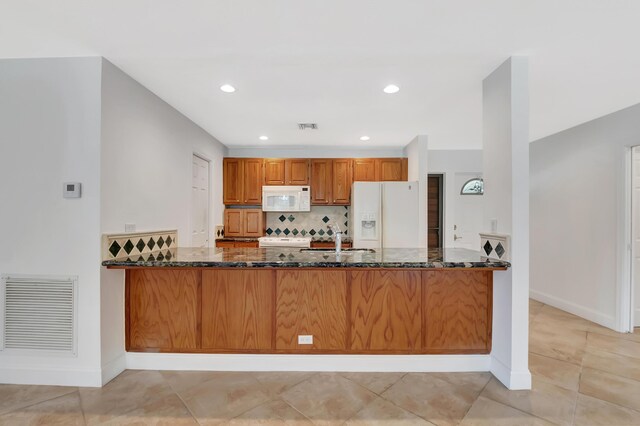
[191,154,210,248]
[452,172,484,250]
[632,147,640,326]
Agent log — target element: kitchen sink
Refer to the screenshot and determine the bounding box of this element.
[299,248,376,253]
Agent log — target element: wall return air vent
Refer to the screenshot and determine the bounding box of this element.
[1,274,77,356]
[297,123,318,130]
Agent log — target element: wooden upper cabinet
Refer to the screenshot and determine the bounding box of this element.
[224,208,265,237]
[332,159,352,205]
[224,209,243,237]
[310,159,333,205]
[223,158,244,204]
[286,159,310,185]
[378,158,407,181]
[264,159,286,185]
[353,159,377,182]
[243,159,263,204]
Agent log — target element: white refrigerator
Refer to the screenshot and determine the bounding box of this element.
[352,181,421,248]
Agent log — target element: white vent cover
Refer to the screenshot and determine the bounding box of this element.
[1,275,77,355]
[297,123,318,130]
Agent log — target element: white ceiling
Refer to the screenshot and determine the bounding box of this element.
[2,0,640,149]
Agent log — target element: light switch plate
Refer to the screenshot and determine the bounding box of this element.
[298,335,313,345]
[125,224,136,233]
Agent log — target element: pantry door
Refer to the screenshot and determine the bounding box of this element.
[192,154,210,247]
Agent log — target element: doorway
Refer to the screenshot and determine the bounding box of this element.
[632,147,640,327]
[191,154,210,248]
[452,172,484,250]
[428,174,443,249]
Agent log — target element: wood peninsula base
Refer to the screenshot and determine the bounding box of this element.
[124,268,494,355]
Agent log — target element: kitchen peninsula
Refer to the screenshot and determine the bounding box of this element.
[103,247,508,355]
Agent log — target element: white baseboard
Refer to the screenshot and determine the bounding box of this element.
[0,366,102,387]
[490,355,531,390]
[530,289,616,329]
[125,353,491,373]
[101,353,126,385]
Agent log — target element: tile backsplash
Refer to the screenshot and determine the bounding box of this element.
[266,206,349,238]
[102,229,178,260]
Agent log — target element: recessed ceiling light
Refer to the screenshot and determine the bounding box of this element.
[360,136,370,141]
[220,84,236,93]
[259,135,269,141]
[383,84,400,94]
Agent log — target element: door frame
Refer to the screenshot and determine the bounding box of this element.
[624,145,640,332]
[191,152,211,248]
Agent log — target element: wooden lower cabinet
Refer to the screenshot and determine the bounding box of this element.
[127,269,199,351]
[423,270,492,353]
[350,271,422,352]
[275,270,348,351]
[124,268,494,354]
[202,270,274,350]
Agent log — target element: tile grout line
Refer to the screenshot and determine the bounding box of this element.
[0,387,79,418]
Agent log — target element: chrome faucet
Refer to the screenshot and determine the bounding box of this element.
[328,223,343,254]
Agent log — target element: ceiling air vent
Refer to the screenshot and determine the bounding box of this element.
[297,123,318,130]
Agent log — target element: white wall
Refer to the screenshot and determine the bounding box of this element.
[0,57,104,386]
[428,150,483,248]
[530,102,640,331]
[404,136,428,248]
[483,57,531,390]
[227,146,404,158]
[99,59,228,381]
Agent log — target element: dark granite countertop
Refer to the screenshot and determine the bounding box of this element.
[216,237,353,243]
[102,247,510,269]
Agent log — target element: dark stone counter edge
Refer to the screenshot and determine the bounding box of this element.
[102,260,510,269]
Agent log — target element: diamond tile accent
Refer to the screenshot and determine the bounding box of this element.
[108,241,121,258]
[165,251,173,260]
[483,240,493,255]
[156,252,165,261]
[495,242,505,258]
[327,229,333,236]
[301,230,307,236]
[266,228,273,235]
[166,236,173,246]
[292,228,299,235]
[148,238,156,250]
[157,236,165,249]
[309,229,316,236]
[322,216,330,223]
[123,240,134,255]
[275,229,282,235]
[147,253,155,261]
[283,228,290,235]
[318,229,325,236]
[288,215,295,222]
[279,215,287,222]
[136,239,146,252]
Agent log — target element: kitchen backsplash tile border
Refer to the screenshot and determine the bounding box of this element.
[102,229,178,260]
[266,206,349,238]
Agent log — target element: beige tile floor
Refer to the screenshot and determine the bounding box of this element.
[1,300,639,425]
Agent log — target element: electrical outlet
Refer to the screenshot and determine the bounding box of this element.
[125,223,136,233]
[298,335,313,345]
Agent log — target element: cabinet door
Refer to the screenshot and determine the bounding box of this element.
[202,270,274,350]
[353,159,377,181]
[332,159,352,205]
[310,159,333,205]
[423,270,492,353]
[275,270,347,351]
[127,270,199,350]
[244,209,264,237]
[286,159,310,185]
[223,158,243,204]
[243,159,263,204]
[350,271,422,351]
[264,159,286,185]
[378,158,405,181]
[224,209,243,237]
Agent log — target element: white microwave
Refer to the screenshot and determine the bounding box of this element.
[262,186,311,212]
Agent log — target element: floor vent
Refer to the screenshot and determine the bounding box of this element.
[1,275,77,355]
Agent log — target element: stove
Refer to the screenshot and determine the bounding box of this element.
[258,236,312,248]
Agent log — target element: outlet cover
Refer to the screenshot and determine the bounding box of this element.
[298,335,313,345]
